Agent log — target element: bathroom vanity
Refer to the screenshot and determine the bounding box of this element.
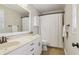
[0,34,42,55]
[0,4,42,55]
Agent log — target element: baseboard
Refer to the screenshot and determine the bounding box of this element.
[47,45,63,49]
[64,49,68,55]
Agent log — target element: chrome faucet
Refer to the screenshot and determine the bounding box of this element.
[0,36,7,44]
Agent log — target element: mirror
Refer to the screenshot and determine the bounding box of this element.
[0,4,30,33]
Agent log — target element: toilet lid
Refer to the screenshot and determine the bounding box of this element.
[42,39,47,43]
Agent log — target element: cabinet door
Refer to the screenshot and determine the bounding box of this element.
[7,37,42,55]
[7,40,36,55]
[8,45,29,55]
[7,41,34,55]
[34,38,42,55]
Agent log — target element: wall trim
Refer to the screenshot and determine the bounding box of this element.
[64,48,68,55]
[39,12,64,16]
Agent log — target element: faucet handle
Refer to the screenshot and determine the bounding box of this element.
[2,36,8,43]
[0,39,2,44]
[5,37,8,42]
[0,36,8,44]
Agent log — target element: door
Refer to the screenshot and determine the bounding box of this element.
[40,13,63,48]
[64,4,79,55]
[71,4,79,55]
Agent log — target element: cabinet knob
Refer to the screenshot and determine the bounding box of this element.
[30,48,34,51]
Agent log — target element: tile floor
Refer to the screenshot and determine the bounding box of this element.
[42,47,65,55]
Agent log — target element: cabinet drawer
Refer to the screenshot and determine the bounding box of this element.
[34,38,42,55]
[7,45,29,55]
[26,48,35,55]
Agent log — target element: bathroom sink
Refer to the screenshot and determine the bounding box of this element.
[0,41,20,51]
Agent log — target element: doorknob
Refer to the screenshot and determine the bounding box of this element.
[72,43,79,48]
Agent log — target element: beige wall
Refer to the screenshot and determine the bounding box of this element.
[0,5,22,33]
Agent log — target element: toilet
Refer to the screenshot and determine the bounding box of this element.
[42,39,47,51]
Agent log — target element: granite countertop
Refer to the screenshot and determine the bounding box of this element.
[0,34,40,55]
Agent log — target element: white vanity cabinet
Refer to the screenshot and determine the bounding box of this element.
[7,37,42,55]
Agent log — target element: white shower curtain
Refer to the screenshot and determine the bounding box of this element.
[40,13,63,48]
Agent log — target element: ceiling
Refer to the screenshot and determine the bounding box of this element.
[3,4,29,17]
[32,4,65,14]
[3,4,65,16]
